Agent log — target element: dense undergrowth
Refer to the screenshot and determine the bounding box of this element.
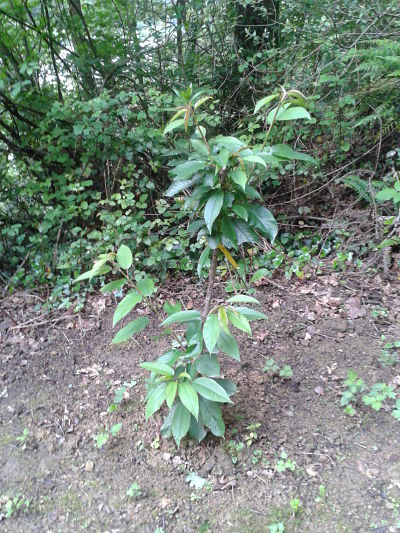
[0,1,399,303]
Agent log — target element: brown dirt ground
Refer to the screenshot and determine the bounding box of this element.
[1,273,400,533]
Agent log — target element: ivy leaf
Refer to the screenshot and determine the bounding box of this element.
[172,401,191,446]
[203,313,221,354]
[178,382,199,419]
[113,291,142,327]
[204,191,224,232]
[112,316,149,343]
[192,377,233,403]
[217,329,240,360]
[117,244,132,269]
[145,383,167,420]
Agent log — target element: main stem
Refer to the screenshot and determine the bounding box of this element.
[202,248,218,322]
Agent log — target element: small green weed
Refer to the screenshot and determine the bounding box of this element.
[315,484,325,503]
[263,359,293,379]
[226,440,245,464]
[290,498,301,515]
[275,450,296,473]
[94,422,122,449]
[269,522,285,533]
[126,482,142,499]
[1,495,30,518]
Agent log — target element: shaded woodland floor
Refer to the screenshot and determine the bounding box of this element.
[1,272,400,532]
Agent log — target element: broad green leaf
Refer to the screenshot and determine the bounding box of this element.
[171,160,205,180]
[234,306,267,320]
[172,401,191,446]
[376,189,395,201]
[227,295,260,304]
[214,378,237,397]
[166,179,194,197]
[166,381,177,408]
[242,155,267,168]
[227,309,252,335]
[196,354,220,377]
[110,423,122,436]
[199,397,225,436]
[100,278,126,294]
[232,204,248,221]
[217,329,240,360]
[163,301,182,316]
[229,168,247,191]
[268,105,311,124]
[270,144,317,164]
[233,219,258,245]
[112,316,149,343]
[213,147,230,168]
[188,415,207,442]
[145,383,167,420]
[113,291,142,327]
[197,246,210,278]
[161,310,201,326]
[204,191,224,232]
[164,119,185,135]
[245,186,262,200]
[193,377,233,403]
[247,205,278,243]
[218,307,229,332]
[95,433,109,448]
[203,313,220,354]
[140,362,174,377]
[117,244,132,269]
[211,135,246,154]
[254,93,279,114]
[194,95,212,110]
[137,277,155,297]
[76,263,111,282]
[250,268,269,283]
[191,138,209,155]
[178,382,199,419]
[157,349,181,367]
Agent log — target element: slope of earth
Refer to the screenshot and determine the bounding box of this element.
[1,273,400,532]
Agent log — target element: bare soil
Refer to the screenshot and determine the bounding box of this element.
[1,273,400,532]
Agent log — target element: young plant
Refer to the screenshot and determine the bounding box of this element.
[77,85,313,446]
[340,370,366,415]
[362,383,396,411]
[275,450,296,473]
[126,482,142,499]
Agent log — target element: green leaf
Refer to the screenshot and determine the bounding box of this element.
[211,135,246,153]
[163,301,182,316]
[141,362,174,377]
[188,416,207,442]
[217,329,240,360]
[227,309,252,335]
[199,397,225,436]
[232,204,248,221]
[221,216,237,248]
[250,268,269,283]
[196,354,221,377]
[193,377,233,403]
[204,191,224,232]
[247,205,278,243]
[242,155,267,168]
[161,310,201,326]
[229,168,247,191]
[137,277,155,297]
[254,93,279,114]
[171,160,205,180]
[166,179,194,197]
[270,144,317,164]
[113,291,143,327]
[376,188,395,201]
[268,105,311,123]
[197,246,210,278]
[100,278,126,294]
[172,401,191,446]
[166,381,177,408]
[213,147,230,168]
[110,423,122,436]
[178,382,199,419]
[233,219,258,245]
[112,316,150,343]
[203,313,221,354]
[164,119,185,135]
[214,378,237,397]
[227,295,260,304]
[95,433,109,448]
[191,138,209,155]
[117,244,132,269]
[145,383,167,420]
[234,306,267,320]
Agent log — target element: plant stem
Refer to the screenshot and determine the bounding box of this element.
[202,248,218,321]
